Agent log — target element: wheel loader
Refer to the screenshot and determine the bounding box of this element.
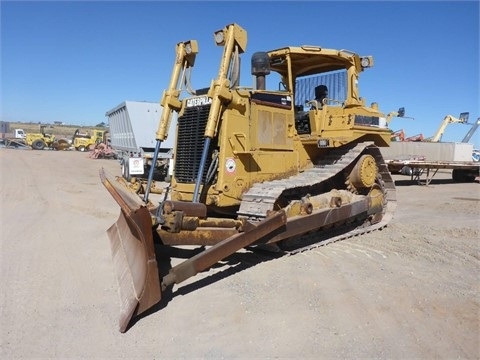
[72,128,108,152]
[26,125,56,150]
[100,23,397,332]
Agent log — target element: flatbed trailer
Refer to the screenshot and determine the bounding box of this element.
[386,159,479,185]
[0,137,29,149]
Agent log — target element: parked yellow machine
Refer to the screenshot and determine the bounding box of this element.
[26,125,56,150]
[100,23,397,332]
[72,129,108,151]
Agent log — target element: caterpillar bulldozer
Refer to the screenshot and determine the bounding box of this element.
[100,23,397,332]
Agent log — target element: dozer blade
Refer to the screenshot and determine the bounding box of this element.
[100,168,161,332]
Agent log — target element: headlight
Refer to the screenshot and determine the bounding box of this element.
[361,56,374,68]
[317,139,329,148]
[214,30,225,45]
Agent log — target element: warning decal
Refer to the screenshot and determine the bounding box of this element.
[225,158,236,174]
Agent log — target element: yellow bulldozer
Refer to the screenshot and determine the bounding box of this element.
[100,23,397,332]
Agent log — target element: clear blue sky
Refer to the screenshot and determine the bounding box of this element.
[1,1,479,147]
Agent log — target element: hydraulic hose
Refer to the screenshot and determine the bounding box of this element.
[143,139,162,203]
[192,137,211,203]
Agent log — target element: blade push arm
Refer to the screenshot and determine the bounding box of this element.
[204,23,247,138]
[192,24,247,202]
[144,40,198,203]
[156,40,199,141]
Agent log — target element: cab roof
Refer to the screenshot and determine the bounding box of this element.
[266,46,362,78]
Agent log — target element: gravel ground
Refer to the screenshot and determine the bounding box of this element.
[1,148,479,359]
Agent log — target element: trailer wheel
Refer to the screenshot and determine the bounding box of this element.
[76,145,86,152]
[32,139,46,150]
[452,169,477,183]
[452,169,464,182]
[400,166,412,176]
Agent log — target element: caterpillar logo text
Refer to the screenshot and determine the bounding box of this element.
[186,96,212,107]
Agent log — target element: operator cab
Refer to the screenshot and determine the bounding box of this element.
[250,46,385,140]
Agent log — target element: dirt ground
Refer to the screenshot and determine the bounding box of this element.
[1,148,479,359]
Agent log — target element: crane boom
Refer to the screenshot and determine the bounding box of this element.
[462,117,480,143]
[429,112,469,142]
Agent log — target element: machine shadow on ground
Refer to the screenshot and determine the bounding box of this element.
[125,234,285,331]
[393,178,456,186]
[126,216,370,331]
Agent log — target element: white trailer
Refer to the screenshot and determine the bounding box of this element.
[106,101,176,180]
[381,141,479,184]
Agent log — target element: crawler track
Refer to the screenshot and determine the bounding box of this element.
[238,142,397,253]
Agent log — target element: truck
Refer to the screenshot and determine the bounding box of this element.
[0,122,27,148]
[0,122,26,139]
[100,23,396,332]
[105,101,176,181]
[9,128,26,139]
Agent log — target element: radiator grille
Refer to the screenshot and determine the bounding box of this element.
[175,104,216,183]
